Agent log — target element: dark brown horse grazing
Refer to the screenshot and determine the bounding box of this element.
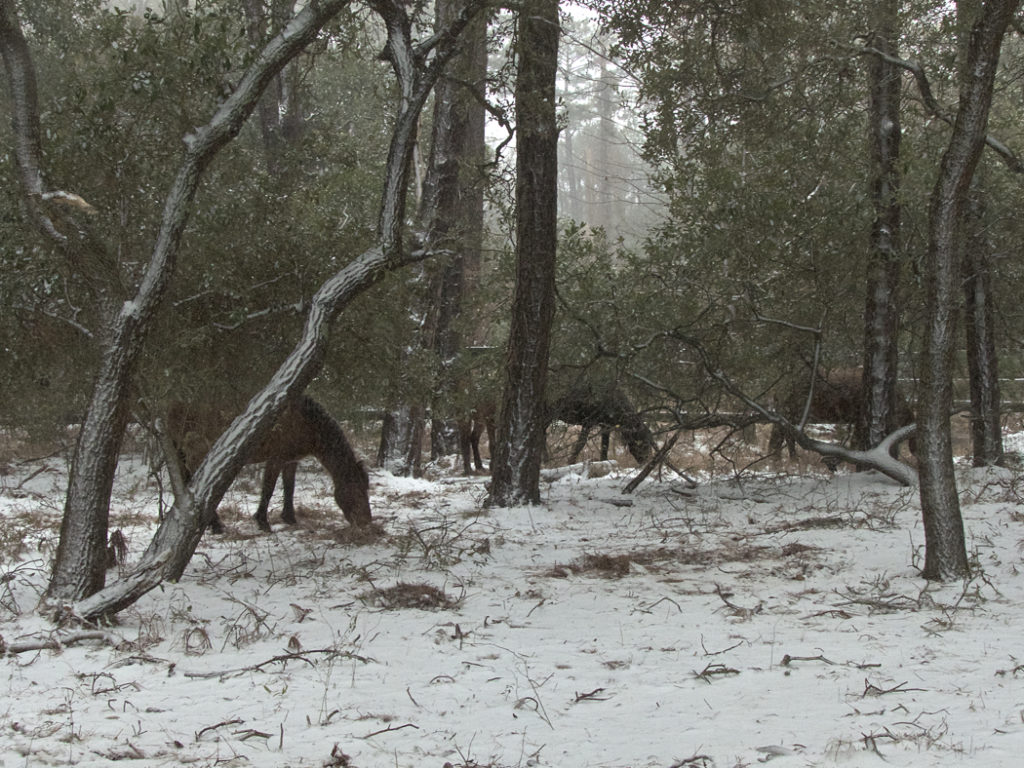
[168,396,371,532]
[549,383,656,465]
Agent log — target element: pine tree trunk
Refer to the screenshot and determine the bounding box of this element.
[487,0,560,506]
[426,0,487,460]
[918,0,1018,581]
[962,190,1004,466]
[858,0,902,452]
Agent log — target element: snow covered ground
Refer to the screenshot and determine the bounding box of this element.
[3,442,1024,767]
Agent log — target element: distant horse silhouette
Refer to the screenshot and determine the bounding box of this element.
[768,368,915,458]
[168,396,371,532]
[549,383,656,465]
[458,401,496,474]
[458,384,656,474]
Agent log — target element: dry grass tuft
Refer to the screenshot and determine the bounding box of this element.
[360,581,456,611]
[333,521,387,546]
[548,549,666,578]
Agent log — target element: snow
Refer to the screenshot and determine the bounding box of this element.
[3,448,1024,767]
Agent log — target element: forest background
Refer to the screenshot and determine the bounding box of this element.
[3,0,1024,619]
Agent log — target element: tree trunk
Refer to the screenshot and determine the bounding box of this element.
[918,0,1017,581]
[377,405,424,476]
[962,184,1004,466]
[242,0,306,174]
[425,0,487,460]
[487,0,560,507]
[858,0,902,453]
[380,0,488,472]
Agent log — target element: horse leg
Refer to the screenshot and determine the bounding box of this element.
[569,425,591,463]
[280,461,298,525]
[458,419,474,474]
[600,428,610,461]
[255,461,281,532]
[470,419,485,472]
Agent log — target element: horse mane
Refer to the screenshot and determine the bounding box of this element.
[296,396,368,486]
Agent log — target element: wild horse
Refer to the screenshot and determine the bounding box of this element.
[549,383,656,465]
[454,384,656,475]
[768,368,915,458]
[458,401,496,475]
[168,395,371,532]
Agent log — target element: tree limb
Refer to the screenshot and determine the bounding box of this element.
[854,43,1024,174]
[667,330,918,486]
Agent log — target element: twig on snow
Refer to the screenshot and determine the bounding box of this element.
[195,718,243,741]
[700,636,743,656]
[713,583,762,619]
[780,653,836,667]
[668,755,714,768]
[362,722,420,739]
[861,678,927,697]
[573,687,611,702]
[694,663,740,683]
[182,648,372,679]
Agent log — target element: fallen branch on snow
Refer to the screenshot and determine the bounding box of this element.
[1,628,124,655]
[182,648,372,679]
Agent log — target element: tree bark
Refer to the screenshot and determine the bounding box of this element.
[379,0,488,475]
[918,0,1018,581]
[858,0,903,453]
[487,0,560,506]
[425,0,488,460]
[962,186,1003,466]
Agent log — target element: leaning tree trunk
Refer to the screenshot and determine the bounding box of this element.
[918,0,1018,581]
[962,188,1003,466]
[487,0,560,506]
[858,0,903,453]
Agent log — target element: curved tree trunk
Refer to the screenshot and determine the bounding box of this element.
[487,0,560,506]
[918,0,1018,581]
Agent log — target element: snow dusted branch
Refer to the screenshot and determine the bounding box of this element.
[668,330,919,487]
[1,629,124,655]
